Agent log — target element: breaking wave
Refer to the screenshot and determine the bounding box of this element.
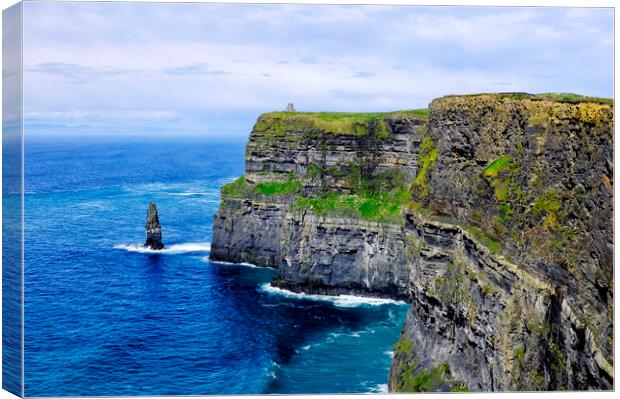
[258,283,406,308]
[114,242,211,255]
[368,383,388,393]
[204,258,261,268]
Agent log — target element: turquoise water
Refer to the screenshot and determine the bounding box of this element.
[23,137,408,396]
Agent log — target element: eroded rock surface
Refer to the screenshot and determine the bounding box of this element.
[209,95,613,391]
[388,95,613,392]
[145,202,164,250]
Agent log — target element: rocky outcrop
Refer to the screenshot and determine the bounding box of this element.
[210,110,425,298]
[145,202,164,250]
[273,212,410,300]
[387,95,613,392]
[244,112,423,193]
[209,94,613,391]
[389,212,613,391]
[210,198,287,266]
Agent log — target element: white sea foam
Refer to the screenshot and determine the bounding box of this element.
[329,332,343,338]
[204,258,261,268]
[368,384,388,393]
[258,283,407,308]
[264,360,281,379]
[76,200,111,210]
[168,192,210,196]
[384,350,395,358]
[329,330,367,339]
[114,242,211,255]
[124,182,178,193]
[124,182,218,198]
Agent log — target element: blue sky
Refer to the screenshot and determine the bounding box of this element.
[22,2,614,137]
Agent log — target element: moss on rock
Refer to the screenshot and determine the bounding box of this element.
[412,135,438,200]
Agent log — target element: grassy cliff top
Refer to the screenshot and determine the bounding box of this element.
[254,109,428,136]
[261,109,429,119]
[430,92,613,126]
[252,93,612,137]
[434,92,613,105]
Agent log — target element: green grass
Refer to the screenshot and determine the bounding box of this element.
[272,109,429,122]
[483,155,513,178]
[531,189,562,230]
[394,109,430,118]
[533,372,545,384]
[412,135,438,198]
[406,199,430,215]
[256,109,428,136]
[294,168,410,223]
[400,363,451,392]
[465,225,501,253]
[532,190,561,214]
[399,362,469,393]
[221,176,252,198]
[437,92,613,105]
[451,384,471,392]
[514,347,526,364]
[535,92,613,105]
[294,187,408,223]
[256,180,301,196]
[482,155,520,202]
[221,176,301,198]
[438,92,539,103]
[498,202,514,224]
[559,226,576,240]
[395,338,413,356]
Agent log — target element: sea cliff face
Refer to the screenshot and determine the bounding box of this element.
[274,213,411,300]
[211,198,287,267]
[209,94,613,391]
[389,95,613,392]
[210,110,426,297]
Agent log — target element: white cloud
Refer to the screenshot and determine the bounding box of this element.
[25,109,179,123]
[21,2,613,136]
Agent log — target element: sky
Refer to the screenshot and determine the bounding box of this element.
[21,1,614,137]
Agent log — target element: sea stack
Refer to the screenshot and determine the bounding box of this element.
[145,202,164,250]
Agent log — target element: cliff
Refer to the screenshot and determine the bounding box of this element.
[209,94,613,391]
[210,110,426,298]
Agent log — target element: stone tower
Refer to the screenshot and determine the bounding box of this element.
[285,103,296,112]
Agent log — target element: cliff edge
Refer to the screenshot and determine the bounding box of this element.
[210,93,613,391]
[210,109,427,299]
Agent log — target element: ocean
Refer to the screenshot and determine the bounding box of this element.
[23,136,408,396]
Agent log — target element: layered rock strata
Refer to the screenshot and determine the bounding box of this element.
[210,95,613,391]
[210,111,424,294]
[388,95,613,392]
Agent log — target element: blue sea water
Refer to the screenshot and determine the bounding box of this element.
[23,136,408,396]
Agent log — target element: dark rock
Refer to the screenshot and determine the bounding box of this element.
[145,202,164,250]
[390,95,613,392]
[209,95,614,391]
[210,198,285,267]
